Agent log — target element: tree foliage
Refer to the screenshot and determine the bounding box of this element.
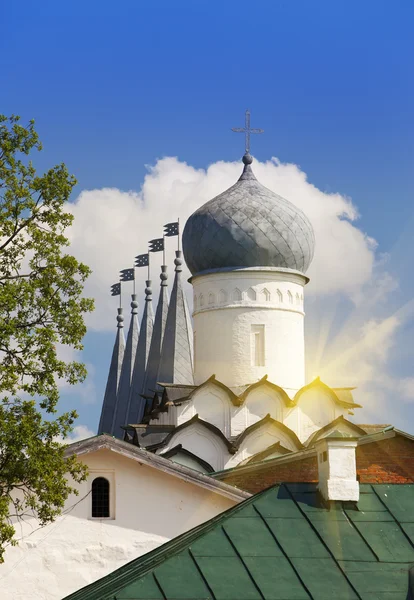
[0,115,94,560]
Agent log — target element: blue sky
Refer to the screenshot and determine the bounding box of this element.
[2,0,414,435]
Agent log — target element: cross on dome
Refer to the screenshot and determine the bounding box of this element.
[231,109,264,155]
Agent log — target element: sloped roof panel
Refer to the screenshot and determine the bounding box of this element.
[63,483,414,600]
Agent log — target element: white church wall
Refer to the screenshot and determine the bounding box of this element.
[176,399,196,425]
[296,388,342,442]
[157,422,232,471]
[191,384,231,436]
[227,422,299,467]
[230,384,286,436]
[231,404,248,437]
[0,447,238,600]
[243,385,284,426]
[283,405,300,437]
[192,268,307,393]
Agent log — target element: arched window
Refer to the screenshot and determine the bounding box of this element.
[92,477,110,518]
[232,288,242,302]
[262,288,271,302]
[246,287,256,301]
[219,289,228,304]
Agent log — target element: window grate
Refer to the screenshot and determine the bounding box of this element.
[92,477,110,518]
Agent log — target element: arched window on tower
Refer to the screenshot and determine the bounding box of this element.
[92,477,110,518]
[232,288,242,302]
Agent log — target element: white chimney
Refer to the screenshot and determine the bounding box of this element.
[316,431,359,502]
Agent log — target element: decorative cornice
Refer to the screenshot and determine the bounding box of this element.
[166,375,358,411]
[233,414,303,451]
[293,377,362,409]
[304,416,367,447]
[153,414,238,454]
[189,266,310,285]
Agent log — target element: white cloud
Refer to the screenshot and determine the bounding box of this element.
[399,378,414,402]
[66,156,383,331]
[55,424,95,444]
[55,344,96,405]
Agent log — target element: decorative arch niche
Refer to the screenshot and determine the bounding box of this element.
[164,423,228,471]
[234,422,298,465]
[244,385,283,426]
[246,287,256,301]
[232,288,242,302]
[219,289,228,304]
[297,388,336,442]
[192,384,231,437]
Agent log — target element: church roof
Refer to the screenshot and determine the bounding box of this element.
[111,294,140,438]
[122,424,175,449]
[142,265,169,397]
[157,250,194,386]
[98,307,125,435]
[126,280,154,424]
[182,154,315,276]
[63,482,414,600]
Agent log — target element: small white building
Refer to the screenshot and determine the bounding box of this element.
[0,435,248,600]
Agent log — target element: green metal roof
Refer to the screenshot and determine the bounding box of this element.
[63,483,414,600]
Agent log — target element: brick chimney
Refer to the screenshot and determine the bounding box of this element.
[315,431,359,502]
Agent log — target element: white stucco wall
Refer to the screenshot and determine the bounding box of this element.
[192,268,308,393]
[157,422,232,471]
[296,388,347,442]
[228,422,300,467]
[0,448,238,600]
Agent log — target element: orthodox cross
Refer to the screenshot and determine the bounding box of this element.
[231,109,264,154]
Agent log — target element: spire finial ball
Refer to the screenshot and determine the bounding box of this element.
[242,153,253,165]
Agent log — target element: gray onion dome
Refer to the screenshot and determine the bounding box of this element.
[182,154,315,275]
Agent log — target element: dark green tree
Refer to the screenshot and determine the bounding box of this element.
[0,115,94,560]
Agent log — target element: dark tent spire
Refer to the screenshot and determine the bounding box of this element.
[112,294,140,438]
[142,265,169,397]
[98,307,125,434]
[157,250,194,386]
[126,280,154,424]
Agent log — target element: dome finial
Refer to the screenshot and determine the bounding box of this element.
[231,109,264,159]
